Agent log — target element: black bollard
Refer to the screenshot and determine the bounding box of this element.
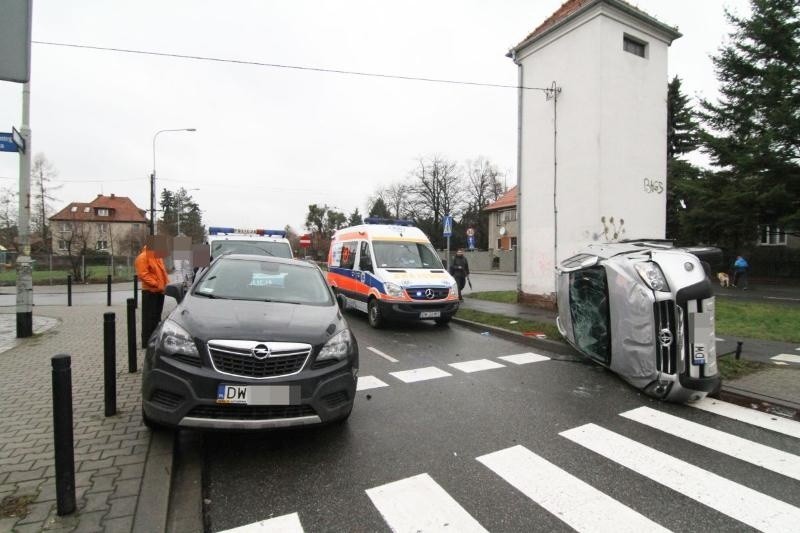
[127,298,137,373]
[133,275,139,309]
[104,312,117,416]
[67,275,72,307]
[107,274,112,306]
[735,341,743,360]
[51,354,76,516]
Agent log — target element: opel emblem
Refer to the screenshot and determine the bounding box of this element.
[251,344,271,360]
[425,289,435,300]
[658,329,673,347]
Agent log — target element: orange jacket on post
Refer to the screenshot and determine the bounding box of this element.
[135,246,169,293]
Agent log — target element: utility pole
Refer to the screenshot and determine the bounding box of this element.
[16,82,33,337]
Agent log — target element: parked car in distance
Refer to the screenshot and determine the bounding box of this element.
[556,240,721,403]
[142,254,358,430]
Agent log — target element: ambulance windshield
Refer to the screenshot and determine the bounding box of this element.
[211,240,293,259]
[372,241,443,269]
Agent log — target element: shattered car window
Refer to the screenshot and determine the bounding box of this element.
[569,267,611,364]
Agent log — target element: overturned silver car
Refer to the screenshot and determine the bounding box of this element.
[556,240,721,403]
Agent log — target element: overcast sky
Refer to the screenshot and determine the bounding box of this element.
[0,0,750,232]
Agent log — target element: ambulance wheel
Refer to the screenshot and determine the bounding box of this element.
[435,316,451,326]
[368,299,384,329]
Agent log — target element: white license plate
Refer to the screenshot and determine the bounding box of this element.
[420,311,441,319]
[216,384,293,405]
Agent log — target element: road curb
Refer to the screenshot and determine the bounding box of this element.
[719,386,800,421]
[133,430,175,533]
[451,316,583,360]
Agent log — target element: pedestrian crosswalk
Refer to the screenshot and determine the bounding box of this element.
[218,399,800,533]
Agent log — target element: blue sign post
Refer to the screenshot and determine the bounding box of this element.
[443,215,453,270]
[0,133,19,153]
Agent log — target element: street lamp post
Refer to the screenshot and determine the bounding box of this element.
[151,128,196,236]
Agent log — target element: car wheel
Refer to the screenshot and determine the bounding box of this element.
[435,316,452,326]
[368,299,383,329]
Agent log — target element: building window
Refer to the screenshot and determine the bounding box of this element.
[96,240,108,250]
[83,207,91,213]
[58,240,67,251]
[759,226,787,246]
[98,223,108,233]
[623,35,647,58]
[59,222,70,232]
[497,238,502,250]
[70,206,78,212]
[496,213,503,226]
[132,223,140,230]
[503,209,517,223]
[97,208,109,217]
[510,237,518,248]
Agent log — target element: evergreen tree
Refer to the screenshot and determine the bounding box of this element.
[699,0,800,242]
[368,197,391,218]
[665,76,702,242]
[348,208,363,226]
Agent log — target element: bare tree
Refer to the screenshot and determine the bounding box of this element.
[0,187,18,251]
[464,157,505,210]
[60,213,91,282]
[31,153,62,253]
[407,156,465,247]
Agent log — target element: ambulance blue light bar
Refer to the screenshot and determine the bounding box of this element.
[364,217,415,227]
[208,227,287,237]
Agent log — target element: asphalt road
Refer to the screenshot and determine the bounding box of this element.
[202,311,800,532]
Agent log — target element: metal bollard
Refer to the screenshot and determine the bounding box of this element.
[107,274,112,306]
[67,275,72,307]
[104,312,117,416]
[735,341,743,360]
[133,275,139,309]
[51,354,76,515]
[127,298,137,373]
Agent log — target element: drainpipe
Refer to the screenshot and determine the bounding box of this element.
[511,51,524,296]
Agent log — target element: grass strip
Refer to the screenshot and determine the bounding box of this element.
[456,307,562,340]
[717,356,770,381]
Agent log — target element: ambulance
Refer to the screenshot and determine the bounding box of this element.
[327,218,460,328]
[206,227,293,261]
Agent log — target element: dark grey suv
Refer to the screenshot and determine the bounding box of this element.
[142,254,358,430]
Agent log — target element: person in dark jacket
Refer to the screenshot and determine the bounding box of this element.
[449,248,470,301]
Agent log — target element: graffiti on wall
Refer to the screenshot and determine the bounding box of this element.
[643,178,664,194]
[600,216,626,241]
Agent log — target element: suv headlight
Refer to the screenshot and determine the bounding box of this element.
[634,262,670,292]
[158,320,199,358]
[318,329,352,362]
[449,279,458,298]
[384,282,405,298]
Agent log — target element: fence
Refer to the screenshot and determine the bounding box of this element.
[0,252,137,286]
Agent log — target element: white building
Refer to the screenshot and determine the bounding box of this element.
[508,0,681,307]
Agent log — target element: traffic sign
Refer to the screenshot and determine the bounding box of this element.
[299,234,312,248]
[466,227,475,237]
[443,216,453,237]
[0,132,18,153]
[467,235,476,250]
[12,127,25,154]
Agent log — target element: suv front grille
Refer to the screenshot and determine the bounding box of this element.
[187,404,315,420]
[208,341,311,379]
[653,300,678,374]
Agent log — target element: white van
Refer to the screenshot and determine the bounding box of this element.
[206,227,293,261]
[327,219,459,327]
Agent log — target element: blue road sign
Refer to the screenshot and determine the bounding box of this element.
[467,235,476,250]
[0,133,19,153]
[443,215,453,237]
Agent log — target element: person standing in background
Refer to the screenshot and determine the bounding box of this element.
[733,255,749,290]
[135,236,169,346]
[449,248,470,301]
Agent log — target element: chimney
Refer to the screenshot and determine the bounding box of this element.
[110,193,115,198]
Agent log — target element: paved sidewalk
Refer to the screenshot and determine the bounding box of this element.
[458,296,800,414]
[0,305,162,532]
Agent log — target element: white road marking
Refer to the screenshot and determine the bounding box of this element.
[477,445,669,533]
[715,337,725,342]
[691,398,800,439]
[774,361,789,366]
[771,353,800,364]
[366,346,398,363]
[366,473,488,533]
[498,352,551,365]
[561,423,800,532]
[621,407,800,482]
[389,366,452,383]
[356,376,389,391]
[449,359,505,373]
[766,296,800,302]
[218,512,304,532]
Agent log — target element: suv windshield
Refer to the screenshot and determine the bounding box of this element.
[194,258,332,305]
[568,267,611,364]
[372,241,443,269]
[211,240,292,259]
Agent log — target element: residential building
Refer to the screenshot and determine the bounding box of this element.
[50,194,148,256]
[484,186,518,251]
[508,0,680,306]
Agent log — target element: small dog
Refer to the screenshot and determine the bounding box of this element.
[717,272,730,288]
